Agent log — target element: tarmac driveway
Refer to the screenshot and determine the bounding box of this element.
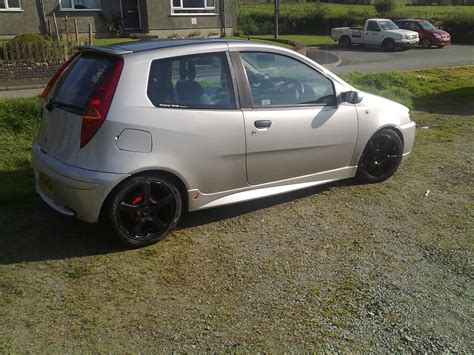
[308,44,474,73]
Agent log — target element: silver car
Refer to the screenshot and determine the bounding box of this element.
[32,39,415,246]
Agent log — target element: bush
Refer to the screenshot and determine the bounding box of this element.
[374,0,396,15]
[187,31,201,38]
[8,33,49,46]
[440,15,474,44]
[237,11,365,36]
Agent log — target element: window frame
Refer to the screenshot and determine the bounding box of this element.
[0,0,22,11]
[237,50,337,110]
[170,0,216,16]
[59,0,102,12]
[146,51,240,111]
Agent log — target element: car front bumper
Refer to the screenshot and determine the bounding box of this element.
[32,141,128,223]
[399,121,416,162]
[396,38,419,46]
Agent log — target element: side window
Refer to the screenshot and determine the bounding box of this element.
[147,52,235,109]
[240,52,336,107]
[396,21,406,29]
[367,21,380,31]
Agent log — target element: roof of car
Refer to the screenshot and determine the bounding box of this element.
[78,38,256,56]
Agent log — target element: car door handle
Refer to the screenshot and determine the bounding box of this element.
[254,120,272,129]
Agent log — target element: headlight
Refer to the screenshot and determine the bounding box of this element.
[433,33,442,39]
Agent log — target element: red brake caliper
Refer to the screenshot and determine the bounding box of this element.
[129,195,143,220]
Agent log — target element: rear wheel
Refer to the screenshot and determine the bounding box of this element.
[109,176,182,247]
[339,36,351,48]
[421,38,432,48]
[356,129,403,183]
[382,39,396,52]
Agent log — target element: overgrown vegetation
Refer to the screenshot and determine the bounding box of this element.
[0,67,472,352]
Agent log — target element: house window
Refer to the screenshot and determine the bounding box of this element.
[0,0,22,11]
[59,0,101,10]
[171,0,216,15]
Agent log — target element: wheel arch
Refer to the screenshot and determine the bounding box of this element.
[352,125,404,166]
[99,168,190,222]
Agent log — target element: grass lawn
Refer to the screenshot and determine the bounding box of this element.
[92,37,138,46]
[240,3,474,18]
[0,66,472,352]
[252,34,334,46]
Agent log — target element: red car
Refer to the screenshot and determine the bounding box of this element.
[394,19,451,48]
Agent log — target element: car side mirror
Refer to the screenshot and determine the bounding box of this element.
[340,91,364,104]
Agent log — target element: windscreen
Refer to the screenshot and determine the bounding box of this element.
[50,53,113,115]
[379,21,399,30]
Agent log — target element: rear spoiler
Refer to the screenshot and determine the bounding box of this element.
[76,45,133,56]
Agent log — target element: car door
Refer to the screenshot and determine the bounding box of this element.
[365,21,383,45]
[234,51,358,185]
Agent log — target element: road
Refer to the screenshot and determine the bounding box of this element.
[308,44,473,73]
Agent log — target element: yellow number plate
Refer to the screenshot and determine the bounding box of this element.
[39,172,54,196]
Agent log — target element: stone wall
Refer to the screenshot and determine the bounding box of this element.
[0,62,61,82]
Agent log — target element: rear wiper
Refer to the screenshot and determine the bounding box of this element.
[45,99,79,112]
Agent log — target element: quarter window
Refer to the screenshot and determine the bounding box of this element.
[171,0,216,15]
[59,0,101,10]
[0,0,21,10]
[240,52,336,108]
[147,52,235,109]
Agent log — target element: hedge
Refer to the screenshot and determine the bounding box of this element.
[237,12,474,44]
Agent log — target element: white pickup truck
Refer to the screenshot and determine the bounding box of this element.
[331,18,419,51]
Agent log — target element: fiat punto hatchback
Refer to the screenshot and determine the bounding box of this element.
[33,39,416,246]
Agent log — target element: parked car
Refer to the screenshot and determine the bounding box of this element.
[331,18,419,51]
[394,19,451,48]
[32,40,416,247]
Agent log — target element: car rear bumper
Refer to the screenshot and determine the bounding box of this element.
[32,141,128,223]
[400,121,416,163]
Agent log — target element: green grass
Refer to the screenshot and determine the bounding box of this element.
[0,67,473,351]
[340,66,474,114]
[92,38,138,46]
[252,34,334,46]
[240,3,474,18]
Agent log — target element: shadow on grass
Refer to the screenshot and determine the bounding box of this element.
[0,167,358,265]
[413,87,474,115]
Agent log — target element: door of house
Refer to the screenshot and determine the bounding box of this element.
[121,0,140,30]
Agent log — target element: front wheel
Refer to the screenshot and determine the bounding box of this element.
[421,38,432,48]
[382,39,396,52]
[356,129,403,183]
[109,176,182,247]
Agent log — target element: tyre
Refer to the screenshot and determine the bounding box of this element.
[356,129,403,183]
[382,39,396,52]
[339,36,351,48]
[421,38,432,49]
[109,175,182,247]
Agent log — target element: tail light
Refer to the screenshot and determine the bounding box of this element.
[40,53,79,98]
[80,58,124,148]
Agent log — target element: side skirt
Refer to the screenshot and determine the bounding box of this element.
[187,166,357,211]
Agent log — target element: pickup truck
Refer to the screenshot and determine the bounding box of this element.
[331,18,419,51]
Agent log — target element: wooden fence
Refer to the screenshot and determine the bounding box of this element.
[0,42,78,64]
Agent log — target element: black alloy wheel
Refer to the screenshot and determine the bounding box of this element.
[356,129,403,183]
[110,176,182,246]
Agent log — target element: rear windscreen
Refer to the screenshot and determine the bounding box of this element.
[51,53,113,114]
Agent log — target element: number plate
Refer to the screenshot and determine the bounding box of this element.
[39,172,54,196]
